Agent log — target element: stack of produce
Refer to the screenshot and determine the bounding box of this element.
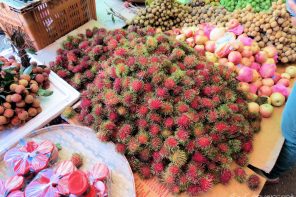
[71,26,262,195]
[220,0,277,12]
[3,139,110,197]
[0,56,52,131]
[173,21,295,118]
[187,1,230,27]
[231,1,296,63]
[129,0,191,31]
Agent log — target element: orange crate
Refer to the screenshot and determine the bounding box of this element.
[0,0,97,50]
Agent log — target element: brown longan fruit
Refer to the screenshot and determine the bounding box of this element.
[18,111,28,121]
[32,99,40,108]
[11,94,22,103]
[25,95,34,104]
[36,107,42,113]
[15,85,25,94]
[3,103,11,109]
[28,108,38,117]
[16,101,26,108]
[20,74,31,82]
[30,80,38,85]
[4,109,14,118]
[10,84,18,92]
[19,79,28,87]
[6,95,12,103]
[0,116,7,125]
[11,116,21,126]
[30,84,39,93]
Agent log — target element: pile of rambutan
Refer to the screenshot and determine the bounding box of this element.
[75,26,261,195]
[50,27,126,91]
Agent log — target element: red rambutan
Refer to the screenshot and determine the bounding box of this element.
[199,176,213,192]
[247,174,260,190]
[164,78,176,90]
[218,143,230,153]
[164,117,174,128]
[196,136,212,149]
[139,165,152,178]
[242,141,253,153]
[80,98,92,109]
[115,143,126,153]
[234,167,247,183]
[215,122,229,133]
[137,132,149,144]
[152,162,164,174]
[131,80,143,92]
[192,152,205,163]
[165,137,178,149]
[175,129,189,143]
[150,137,163,151]
[184,55,197,68]
[149,124,160,136]
[177,114,191,128]
[187,185,201,196]
[200,97,214,109]
[156,88,167,98]
[220,169,232,185]
[139,149,151,161]
[149,99,162,110]
[137,119,148,130]
[177,103,189,113]
[114,48,127,56]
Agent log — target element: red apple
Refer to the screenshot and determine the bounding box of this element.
[249,84,258,94]
[242,46,253,58]
[241,57,252,67]
[194,35,208,45]
[262,78,274,87]
[270,92,285,107]
[258,85,272,96]
[252,79,263,89]
[183,28,193,38]
[259,103,274,118]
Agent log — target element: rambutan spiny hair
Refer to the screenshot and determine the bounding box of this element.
[66,26,262,195]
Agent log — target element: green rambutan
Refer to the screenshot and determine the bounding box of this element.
[234,167,247,183]
[146,36,158,51]
[115,63,129,77]
[247,174,260,190]
[169,150,187,167]
[229,139,242,153]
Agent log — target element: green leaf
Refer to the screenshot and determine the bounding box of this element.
[23,65,32,75]
[112,15,115,23]
[37,88,53,97]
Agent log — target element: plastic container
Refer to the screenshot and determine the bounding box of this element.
[0,0,97,50]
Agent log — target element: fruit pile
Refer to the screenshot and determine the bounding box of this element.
[0,56,52,131]
[75,26,261,195]
[129,0,191,31]
[3,139,110,197]
[231,1,296,63]
[220,0,276,12]
[173,21,295,118]
[50,28,121,91]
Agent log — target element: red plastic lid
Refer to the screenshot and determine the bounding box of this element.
[68,170,89,195]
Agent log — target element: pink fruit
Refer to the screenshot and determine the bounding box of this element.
[205,41,216,53]
[194,35,208,45]
[263,46,277,58]
[250,62,260,71]
[91,163,109,180]
[183,28,193,38]
[237,66,254,82]
[259,104,274,118]
[237,34,253,46]
[255,51,267,64]
[262,78,274,87]
[225,62,235,70]
[241,57,252,66]
[249,84,258,94]
[227,19,240,29]
[277,78,290,87]
[281,73,291,80]
[259,64,276,78]
[265,58,276,64]
[272,84,289,97]
[241,46,253,58]
[252,80,263,89]
[228,51,242,64]
[272,73,281,83]
[258,86,272,96]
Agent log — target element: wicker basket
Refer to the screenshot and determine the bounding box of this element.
[0,0,96,50]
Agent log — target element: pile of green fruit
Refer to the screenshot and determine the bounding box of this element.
[220,0,278,12]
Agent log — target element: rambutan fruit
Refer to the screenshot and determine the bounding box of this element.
[149,98,162,110]
[146,36,158,51]
[122,92,135,107]
[85,29,93,38]
[115,63,129,77]
[155,44,170,55]
[162,171,176,185]
[187,185,201,196]
[156,88,167,98]
[242,141,253,153]
[80,98,92,109]
[57,70,68,78]
[203,85,222,97]
[152,151,162,162]
[234,153,249,167]
[131,80,143,92]
[107,39,118,50]
[104,90,120,106]
[247,174,260,190]
[207,110,218,123]
[184,55,197,68]
[137,119,148,130]
[214,122,229,133]
[139,149,151,161]
[161,102,173,115]
[169,150,187,167]
[199,175,213,192]
[149,124,160,136]
[164,78,176,90]
[117,106,127,116]
[164,117,174,128]
[152,162,164,174]
[150,137,163,151]
[115,143,126,154]
[218,143,230,154]
[148,113,162,123]
[137,132,149,144]
[192,152,205,163]
[176,102,189,113]
[161,129,172,138]
[165,137,178,149]
[170,48,185,60]
[127,138,140,154]
[229,139,242,153]
[177,114,191,128]
[196,136,212,149]
[175,129,189,144]
[186,140,196,154]
[83,114,94,126]
[234,167,247,183]
[159,146,170,159]
[200,97,214,109]
[139,165,152,179]
[220,169,232,185]
[109,111,118,122]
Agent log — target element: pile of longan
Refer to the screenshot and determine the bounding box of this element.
[0,56,51,131]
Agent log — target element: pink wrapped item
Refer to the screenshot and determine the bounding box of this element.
[24,161,76,197]
[4,140,58,176]
[0,176,24,197]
